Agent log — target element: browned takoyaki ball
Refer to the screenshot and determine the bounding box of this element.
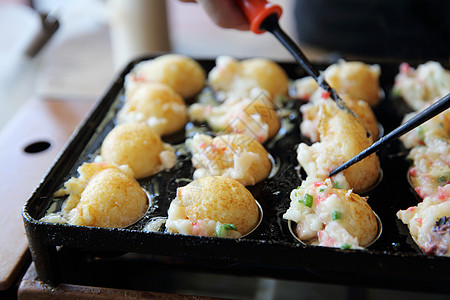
[118,82,188,136]
[44,162,148,228]
[100,122,176,179]
[68,167,148,228]
[208,56,289,99]
[166,176,260,238]
[126,54,206,99]
[324,60,381,107]
[297,109,381,193]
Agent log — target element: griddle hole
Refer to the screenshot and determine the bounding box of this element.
[24,141,51,153]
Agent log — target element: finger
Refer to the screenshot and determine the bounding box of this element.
[196,0,250,30]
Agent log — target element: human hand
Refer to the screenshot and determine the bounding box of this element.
[180,0,250,30]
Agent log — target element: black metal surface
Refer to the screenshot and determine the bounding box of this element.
[22,55,450,293]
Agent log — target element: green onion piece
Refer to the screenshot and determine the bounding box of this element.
[319,188,325,192]
[332,211,342,220]
[341,243,352,250]
[223,224,237,231]
[333,182,342,189]
[417,126,425,139]
[391,88,401,97]
[437,173,450,186]
[438,175,447,183]
[216,223,237,237]
[303,193,313,207]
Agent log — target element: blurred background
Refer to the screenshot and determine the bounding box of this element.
[0,0,306,131]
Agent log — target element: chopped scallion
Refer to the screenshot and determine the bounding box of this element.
[417,126,425,138]
[333,182,342,189]
[332,211,342,220]
[303,193,313,207]
[437,173,450,186]
[341,243,352,250]
[216,223,237,237]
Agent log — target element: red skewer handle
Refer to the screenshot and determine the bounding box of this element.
[235,0,282,34]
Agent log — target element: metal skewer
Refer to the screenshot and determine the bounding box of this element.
[329,93,450,176]
[235,0,364,131]
[259,14,353,114]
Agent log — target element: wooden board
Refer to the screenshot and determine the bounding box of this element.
[0,97,94,289]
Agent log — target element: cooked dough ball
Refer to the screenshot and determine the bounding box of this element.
[297,109,381,193]
[125,54,206,98]
[291,76,320,101]
[59,162,135,213]
[283,178,378,248]
[118,82,188,135]
[291,61,381,106]
[393,61,450,110]
[68,168,147,228]
[400,103,450,149]
[300,89,379,142]
[208,56,289,99]
[100,123,176,179]
[42,162,148,228]
[397,197,450,256]
[343,96,380,140]
[189,89,280,142]
[186,133,272,186]
[406,139,450,200]
[323,60,381,106]
[166,176,260,238]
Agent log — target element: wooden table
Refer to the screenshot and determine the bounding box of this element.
[0,97,94,290]
[18,263,225,300]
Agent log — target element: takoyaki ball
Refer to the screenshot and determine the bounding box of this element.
[407,139,450,200]
[125,54,206,99]
[290,76,318,101]
[100,122,176,179]
[118,82,188,136]
[323,60,381,107]
[43,162,148,228]
[186,133,272,186]
[226,92,281,141]
[397,196,450,256]
[189,89,280,143]
[55,162,133,213]
[400,104,450,149]
[283,178,378,248]
[320,109,381,192]
[166,176,260,238]
[208,56,289,99]
[344,96,380,140]
[297,109,380,193]
[300,89,379,142]
[68,168,147,228]
[393,61,450,111]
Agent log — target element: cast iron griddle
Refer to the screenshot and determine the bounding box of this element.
[22,56,450,293]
